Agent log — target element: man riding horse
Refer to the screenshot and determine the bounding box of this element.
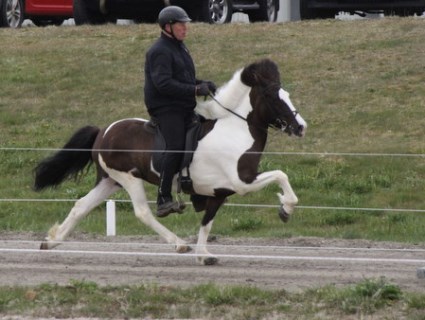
[34,58,307,264]
[144,6,217,218]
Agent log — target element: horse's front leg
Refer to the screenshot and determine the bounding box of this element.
[195,196,226,265]
[240,170,298,222]
[275,171,298,222]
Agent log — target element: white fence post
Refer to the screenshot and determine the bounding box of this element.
[106,200,116,236]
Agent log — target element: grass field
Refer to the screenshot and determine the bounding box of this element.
[1,17,424,243]
[1,17,425,318]
[0,278,424,319]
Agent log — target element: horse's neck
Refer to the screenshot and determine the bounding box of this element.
[196,70,251,120]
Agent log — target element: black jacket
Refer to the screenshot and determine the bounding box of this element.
[144,33,199,115]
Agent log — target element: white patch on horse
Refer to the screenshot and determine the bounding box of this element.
[196,70,250,120]
[190,117,254,196]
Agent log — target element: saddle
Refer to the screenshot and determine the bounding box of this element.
[144,115,202,194]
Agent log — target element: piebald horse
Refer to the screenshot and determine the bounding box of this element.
[34,59,307,265]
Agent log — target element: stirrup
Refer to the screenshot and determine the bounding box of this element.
[177,194,186,211]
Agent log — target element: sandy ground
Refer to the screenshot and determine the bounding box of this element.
[0,232,424,293]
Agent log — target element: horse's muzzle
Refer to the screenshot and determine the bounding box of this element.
[285,124,305,137]
[295,125,306,137]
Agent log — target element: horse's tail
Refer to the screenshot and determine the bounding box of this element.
[34,125,100,191]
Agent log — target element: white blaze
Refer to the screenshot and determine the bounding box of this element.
[278,89,307,134]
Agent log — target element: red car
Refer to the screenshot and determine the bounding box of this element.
[0,0,279,28]
[0,0,72,27]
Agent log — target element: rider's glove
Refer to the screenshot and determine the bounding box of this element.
[205,81,217,95]
[196,82,210,96]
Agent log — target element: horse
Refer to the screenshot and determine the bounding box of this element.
[33,58,307,265]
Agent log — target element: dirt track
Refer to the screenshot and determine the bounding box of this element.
[0,232,424,293]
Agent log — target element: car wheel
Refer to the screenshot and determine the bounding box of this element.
[200,0,233,24]
[248,0,278,22]
[0,0,24,28]
[73,0,107,25]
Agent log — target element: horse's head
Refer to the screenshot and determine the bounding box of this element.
[241,59,307,137]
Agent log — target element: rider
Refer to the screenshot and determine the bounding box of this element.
[144,6,217,218]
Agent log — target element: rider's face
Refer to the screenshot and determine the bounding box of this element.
[166,22,188,41]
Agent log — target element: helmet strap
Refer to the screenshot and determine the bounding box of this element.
[163,23,176,40]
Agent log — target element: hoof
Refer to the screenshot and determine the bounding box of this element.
[176,244,192,254]
[278,206,290,223]
[207,235,218,242]
[203,257,219,266]
[40,242,49,250]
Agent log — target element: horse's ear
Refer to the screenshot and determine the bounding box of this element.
[241,63,259,87]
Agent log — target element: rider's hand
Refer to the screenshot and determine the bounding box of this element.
[206,81,217,95]
[196,82,210,96]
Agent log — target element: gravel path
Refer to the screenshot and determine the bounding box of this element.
[1,232,424,293]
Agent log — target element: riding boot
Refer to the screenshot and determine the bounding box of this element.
[156,160,185,218]
[153,111,189,217]
[157,193,185,218]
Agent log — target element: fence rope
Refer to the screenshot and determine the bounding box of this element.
[2,239,425,253]
[1,147,425,157]
[1,198,425,213]
[0,247,424,264]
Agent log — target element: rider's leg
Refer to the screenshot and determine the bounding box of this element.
[155,111,186,217]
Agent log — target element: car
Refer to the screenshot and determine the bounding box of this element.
[0,0,73,28]
[73,0,279,25]
[0,0,279,28]
[299,0,425,19]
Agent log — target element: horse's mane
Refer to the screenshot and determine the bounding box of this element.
[195,69,251,120]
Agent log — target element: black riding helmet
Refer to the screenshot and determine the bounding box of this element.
[158,6,191,30]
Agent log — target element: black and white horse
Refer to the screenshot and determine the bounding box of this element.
[34,59,307,265]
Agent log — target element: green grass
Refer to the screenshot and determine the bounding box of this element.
[0,278,423,319]
[1,18,425,244]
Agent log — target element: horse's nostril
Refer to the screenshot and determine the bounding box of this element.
[297,125,305,137]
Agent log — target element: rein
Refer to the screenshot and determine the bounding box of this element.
[208,93,248,123]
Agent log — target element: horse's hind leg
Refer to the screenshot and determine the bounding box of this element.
[107,170,190,253]
[40,177,120,250]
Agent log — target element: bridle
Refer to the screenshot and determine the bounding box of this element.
[207,87,299,134]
